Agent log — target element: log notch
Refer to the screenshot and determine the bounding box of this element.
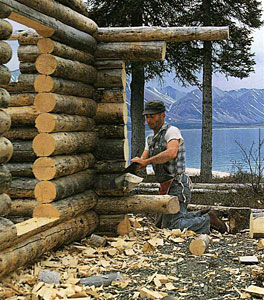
[250,212,264,238]
[95,214,131,237]
[189,234,212,256]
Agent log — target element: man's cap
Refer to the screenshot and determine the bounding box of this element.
[142,100,166,115]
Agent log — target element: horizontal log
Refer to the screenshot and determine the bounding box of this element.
[94,102,127,124]
[0,65,11,86]
[0,211,98,277]
[19,62,37,74]
[17,31,41,45]
[33,190,98,218]
[34,169,95,203]
[9,93,36,107]
[37,38,94,65]
[9,199,39,217]
[3,106,40,126]
[95,60,125,70]
[18,73,37,90]
[33,131,98,156]
[0,88,10,108]
[95,138,129,161]
[34,93,97,117]
[0,137,13,164]
[95,68,126,88]
[0,110,11,134]
[56,0,90,18]
[35,54,97,84]
[6,162,33,177]
[0,165,12,194]
[94,26,229,42]
[95,195,179,214]
[15,0,97,34]
[10,140,36,163]
[35,113,94,133]
[33,153,95,180]
[95,41,166,61]
[95,160,126,174]
[7,177,39,199]
[17,45,39,62]
[0,194,11,217]
[95,124,126,138]
[189,234,211,256]
[3,127,38,140]
[0,3,12,18]
[192,183,253,190]
[95,214,131,237]
[0,81,35,93]
[94,88,125,103]
[0,19,12,40]
[2,0,97,52]
[0,41,12,64]
[34,75,95,97]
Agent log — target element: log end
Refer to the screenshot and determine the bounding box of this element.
[167,196,180,214]
[33,133,56,156]
[189,239,206,256]
[33,157,56,181]
[37,38,54,54]
[34,93,55,112]
[36,54,57,75]
[34,181,56,203]
[35,113,55,133]
[0,137,13,163]
[33,204,60,218]
[34,75,54,93]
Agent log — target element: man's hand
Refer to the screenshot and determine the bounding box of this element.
[131,157,148,169]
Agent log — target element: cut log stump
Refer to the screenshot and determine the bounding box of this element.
[189,234,212,256]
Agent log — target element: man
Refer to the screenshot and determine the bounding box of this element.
[131,100,227,234]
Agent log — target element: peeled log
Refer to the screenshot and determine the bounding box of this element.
[19,62,37,74]
[0,110,11,134]
[3,127,38,140]
[95,69,126,88]
[95,138,129,161]
[95,195,179,215]
[7,177,39,199]
[33,153,95,180]
[37,38,95,65]
[0,165,12,194]
[34,75,95,97]
[9,93,36,107]
[33,190,98,218]
[0,89,10,108]
[95,214,131,237]
[36,54,97,84]
[95,160,126,174]
[189,234,211,256]
[35,113,94,133]
[9,199,39,217]
[34,93,97,117]
[10,141,36,163]
[34,170,95,203]
[0,20,12,40]
[0,211,98,277]
[0,41,12,64]
[95,60,125,70]
[3,106,40,127]
[0,194,11,217]
[33,132,98,156]
[17,45,39,62]
[0,137,13,164]
[94,26,229,42]
[6,162,33,177]
[94,103,127,124]
[96,125,126,138]
[250,212,264,238]
[95,41,166,61]
[0,65,11,85]
[94,88,125,103]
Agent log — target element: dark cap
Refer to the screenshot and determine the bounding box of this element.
[142,100,166,115]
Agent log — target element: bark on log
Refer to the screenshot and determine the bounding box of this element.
[33,153,95,180]
[3,127,38,140]
[6,162,33,177]
[9,199,39,217]
[0,88,10,108]
[34,75,95,97]
[0,41,12,64]
[94,26,229,42]
[95,41,166,61]
[1,0,97,52]
[3,106,40,127]
[0,211,98,277]
[34,170,95,203]
[95,138,129,161]
[10,140,36,163]
[34,93,97,117]
[95,195,179,214]
[19,62,37,74]
[250,212,264,238]
[0,110,11,134]
[33,190,98,218]
[15,0,97,34]
[95,124,126,138]
[94,88,125,103]
[0,81,35,93]
[35,113,94,133]
[35,54,97,84]
[37,38,94,65]
[95,69,126,88]
[56,0,90,18]
[0,19,12,40]
[95,214,131,237]
[0,194,11,216]
[0,217,13,228]
[0,3,12,18]
[17,45,40,63]
[94,103,127,124]
[95,60,125,70]
[189,234,211,256]
[18,74,37,90]
[33,131,98,157]
[0,165,12,194]
[7,177,39,199]
[0,137,13,164]
[0,65,11,85]
[17,31,41,45]
[95,160,126,174]
[9,93,36,107]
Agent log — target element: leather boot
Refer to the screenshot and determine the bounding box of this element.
[208,211,228,234]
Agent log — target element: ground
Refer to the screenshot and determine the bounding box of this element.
[0,216,263,300]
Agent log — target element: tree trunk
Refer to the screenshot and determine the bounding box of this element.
[0,88,10,108]
[9,199,39,217]
[95,69,126,88]
[33,153,95,180]
[0,194,11,216]
[34,169,95,203]
[9,140,36,163]
[95,214,131,237]
[33,132,98,156]
[33,190,98,218]
[94,88,125,103]
[94,138,129,161]
[3,128,38,140]
[131,62,145,158]
[0,164,12,194]
[0,137,13,164]
[17,45,40,62]
[34,93,97,117]
[0,110,11,134]
[9,93,36,107]
[94,103,127,124]
[0,65,11,85]
[6,162,33,177]
[7,177,39,199]
[0,19,12,40]
[189,234,211,255]
[0,41,12,65]
[3,106,40,127]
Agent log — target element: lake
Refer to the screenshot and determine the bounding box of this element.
[127,127,264,173]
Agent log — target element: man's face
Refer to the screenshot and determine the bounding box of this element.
[145,112,165,131]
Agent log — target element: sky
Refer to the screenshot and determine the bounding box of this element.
[5,1,264,92]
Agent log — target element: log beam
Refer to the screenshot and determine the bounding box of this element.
[94,103,127,124]
[95,69,126,88]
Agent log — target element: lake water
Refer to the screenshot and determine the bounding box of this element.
[127,127,264,173]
